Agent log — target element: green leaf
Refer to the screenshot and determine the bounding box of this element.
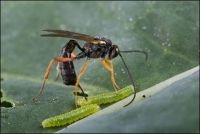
[1,1,199,133]
[58,66,199,133]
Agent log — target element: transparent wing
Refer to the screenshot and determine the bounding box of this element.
[41,29,100,42]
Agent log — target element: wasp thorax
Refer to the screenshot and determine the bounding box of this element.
[100,37,112,46]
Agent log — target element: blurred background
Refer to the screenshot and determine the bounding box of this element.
[1,1,199,133]
[1,1,199,90]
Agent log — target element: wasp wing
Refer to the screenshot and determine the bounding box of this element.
[41,29,100,42]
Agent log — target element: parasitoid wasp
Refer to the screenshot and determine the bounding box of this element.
[33,29,147,107]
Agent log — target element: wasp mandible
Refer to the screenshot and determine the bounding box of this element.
[33,29,148,107]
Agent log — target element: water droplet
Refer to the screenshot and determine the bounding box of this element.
[138,16,142,19]
[158,28,161,32]
[166,32,170,37]
[147,49,151,52]
[121,68,126,74]
[129,17,133,22]
[124,26,129,30]
[192,26,197,31]
[167,43,171,47]
[142,26,147,30]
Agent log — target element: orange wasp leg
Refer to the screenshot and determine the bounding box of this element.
[100,59,120,91]
[33,55,76,101]
[74,59,90,107]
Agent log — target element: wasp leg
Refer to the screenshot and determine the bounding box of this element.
[100,59,120,91]
[73,84,88,100]
[74,60,90,107]
[32,56,76,102]
[78,84,88,100]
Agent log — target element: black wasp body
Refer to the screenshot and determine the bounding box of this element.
[76,37,119,60]
[57,40,88,98]
[57,38,118,98]
[33,29,147,107]
[58,42,76,85]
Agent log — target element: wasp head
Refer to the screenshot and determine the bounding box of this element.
[108,45,119,59]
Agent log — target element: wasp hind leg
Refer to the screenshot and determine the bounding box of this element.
[74,60,90,107]
[32,56,76,102]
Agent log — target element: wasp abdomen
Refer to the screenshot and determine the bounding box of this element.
[59,61,77,86]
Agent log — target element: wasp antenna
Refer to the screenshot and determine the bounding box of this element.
[120,50,148,61]
[118,53,136,107]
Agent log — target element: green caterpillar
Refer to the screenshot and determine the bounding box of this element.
[42,85,133,128]
[77,85,134,106]
[42,104,100,128]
